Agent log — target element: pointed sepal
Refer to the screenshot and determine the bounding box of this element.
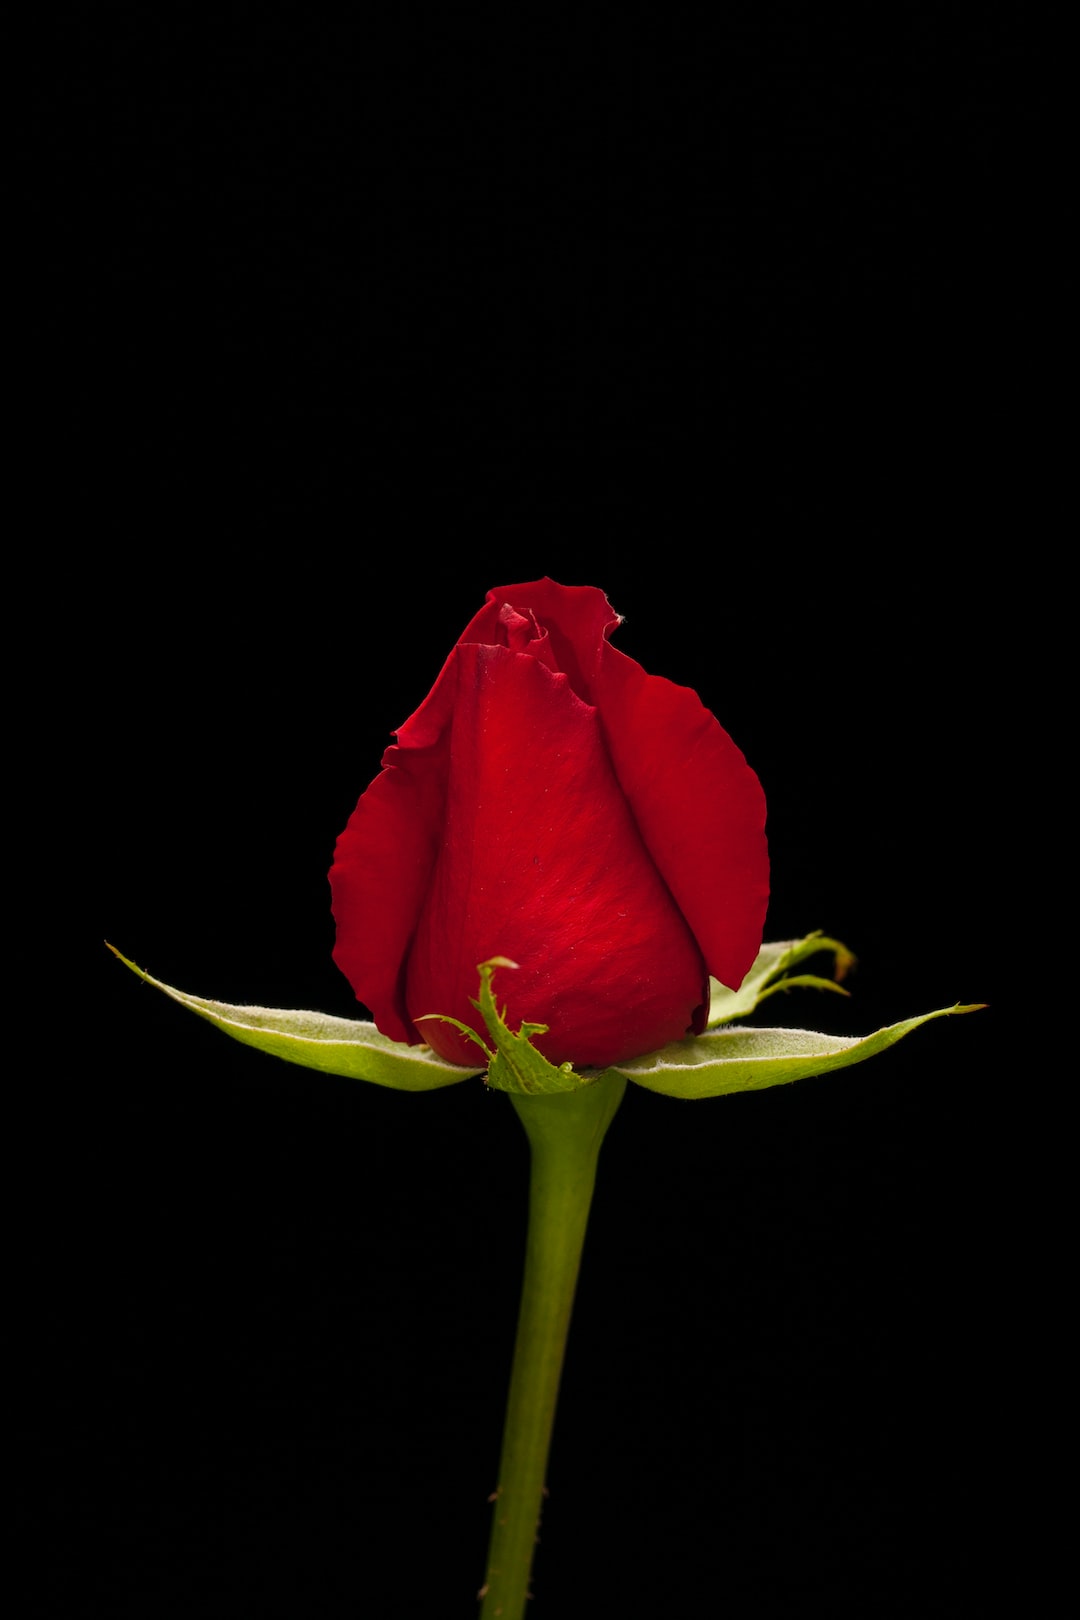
[614,1003,985,1099]
[107,945,478,1090]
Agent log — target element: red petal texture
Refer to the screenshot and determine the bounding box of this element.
[330,579,769,1069]
[477,579,770,991]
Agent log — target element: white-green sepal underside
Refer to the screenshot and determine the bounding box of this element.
[107,946,479,1091]
[610,1005,983,1099]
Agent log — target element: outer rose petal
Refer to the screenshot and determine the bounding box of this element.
[473,581,769,991]
[590,642,768,990]
[329,653,458,1044]
[404,642,709,1069]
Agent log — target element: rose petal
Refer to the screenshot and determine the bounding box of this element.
[404,642,709,1068]
[592,642,769,990]
[329,653,458,1044]
[472,581,769,991]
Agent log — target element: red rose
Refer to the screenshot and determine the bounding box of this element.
[330,579,768,1070]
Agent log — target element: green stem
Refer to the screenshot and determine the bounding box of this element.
[478,1070,627,1619]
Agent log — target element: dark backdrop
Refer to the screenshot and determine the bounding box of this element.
[52,10,1006,1617]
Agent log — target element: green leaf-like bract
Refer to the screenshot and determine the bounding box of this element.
[611,1005,984,1099]
[107,946,478,1091]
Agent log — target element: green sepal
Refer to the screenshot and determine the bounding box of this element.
[708,931,857,1026]
[421,958,596,1095]
[612,1003,985,1099]
[107,945,479,1091]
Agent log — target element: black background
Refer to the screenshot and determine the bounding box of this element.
[50,9,1009,1617]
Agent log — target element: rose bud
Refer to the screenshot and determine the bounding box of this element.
[330,579,768,1070]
